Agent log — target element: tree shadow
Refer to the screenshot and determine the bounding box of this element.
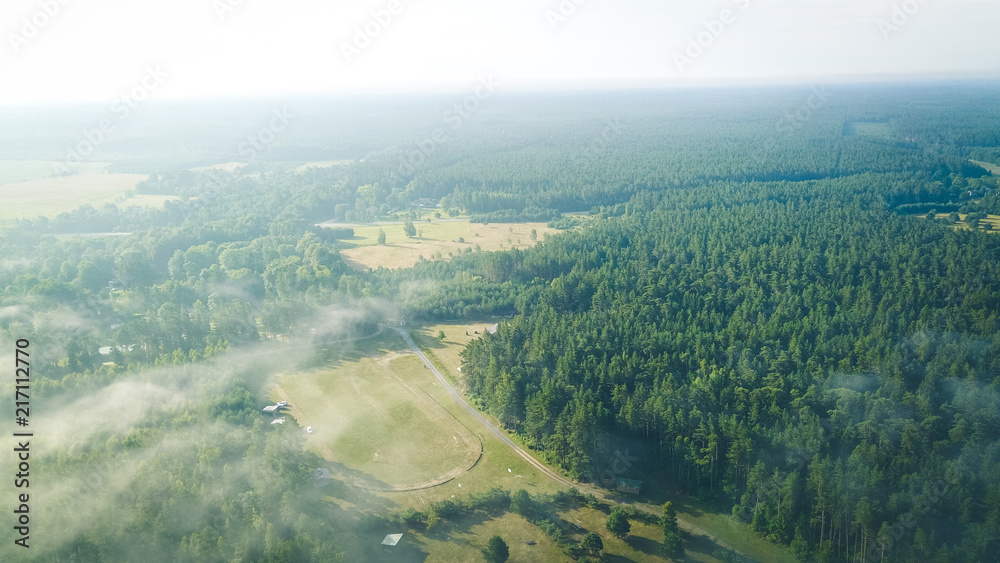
[422,511,492,540]
[625,535,662,557]
[679,531,742,562]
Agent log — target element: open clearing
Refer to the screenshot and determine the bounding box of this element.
[950,213,1000,232]
[0,160,109,185]
[334,220,559,270]
[971,159,1000,175]
[0,170,148,221]
[845,121,893,139]
[273,331,482,491]
[270,328,755,562]
[294,160,353,171]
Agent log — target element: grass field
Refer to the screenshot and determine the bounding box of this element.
[412,512,568,563]
[408,320,497,384]
[273,332,481,490]
[951,213,1000,232]
[0,160,108,185]
[0,170,148,221]
[335,220,558,270]
[971,159,1000,175]
[268,322,795,562]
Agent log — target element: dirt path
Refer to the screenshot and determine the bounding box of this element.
[392,328,755,560]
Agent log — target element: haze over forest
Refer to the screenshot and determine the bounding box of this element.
[1,1,999,563]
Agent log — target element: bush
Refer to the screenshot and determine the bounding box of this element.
[605,508,631,539]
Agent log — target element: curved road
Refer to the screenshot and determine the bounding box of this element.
[392,327,753,560]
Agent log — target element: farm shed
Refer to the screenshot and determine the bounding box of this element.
[616,478,643,495]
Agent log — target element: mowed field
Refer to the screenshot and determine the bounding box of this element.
[334,220,559,270]
[0,161,155,221]
[953,213,1000,232]
[272,331,482,490]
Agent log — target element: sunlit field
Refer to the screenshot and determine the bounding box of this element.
[335,220,559,270]
[0,169,148,221]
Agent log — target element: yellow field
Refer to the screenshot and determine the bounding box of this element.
[408,321,499,385]
[0,160,109,185]
[336,220,558,270]
[0,171,148,221]
[953,213,1000,232]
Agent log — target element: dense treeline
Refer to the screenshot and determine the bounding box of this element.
[460,177,1000,562]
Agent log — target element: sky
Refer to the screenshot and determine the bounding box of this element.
[0,0,998,105]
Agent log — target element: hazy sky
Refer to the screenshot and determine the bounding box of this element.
[1,0,998,105]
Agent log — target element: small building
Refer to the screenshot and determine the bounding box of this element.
[313,468,332,488]
[616,478,643,495]
[381,533,403,552]
[262,405,279,415]
[486,324,499,335]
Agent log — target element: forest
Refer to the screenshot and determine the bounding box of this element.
[1,82,999,561]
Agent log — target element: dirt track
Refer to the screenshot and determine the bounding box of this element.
[392,328,756,561]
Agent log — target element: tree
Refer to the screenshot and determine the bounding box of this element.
[606,508,631,539]
[662,502,679,535]
[662,531,683,559]
[404,220,417,237]
[482,535,509,563]
[530,229,537,241]
[582,532,604,556]
[438,330,446,341]
[510,489,534,518]
[661,501,683,556]
[377,228,387,245]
